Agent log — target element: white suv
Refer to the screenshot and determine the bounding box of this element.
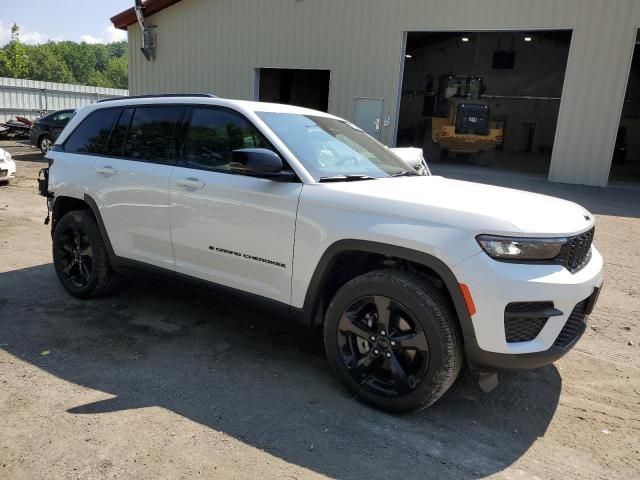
[40,94,604,412]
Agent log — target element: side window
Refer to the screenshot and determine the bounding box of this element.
[64,108,120,155]
[53,111,74,124]
[124,107,183,164]
[184,108,271,171]
[105,108,133,157]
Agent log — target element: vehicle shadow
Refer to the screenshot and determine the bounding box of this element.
[0,264,562,479]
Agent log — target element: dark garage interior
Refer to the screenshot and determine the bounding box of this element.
[610,29,640,183]
[257,68,330,112]
[397,30,572,175]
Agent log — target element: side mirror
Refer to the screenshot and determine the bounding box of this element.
[230,148,295,181]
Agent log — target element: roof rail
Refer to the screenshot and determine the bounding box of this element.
[97,93,218,103]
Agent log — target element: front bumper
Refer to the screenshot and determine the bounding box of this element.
[454,246,604,370]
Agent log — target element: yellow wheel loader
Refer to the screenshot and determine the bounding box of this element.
[423,75,503,164]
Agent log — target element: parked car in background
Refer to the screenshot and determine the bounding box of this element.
[0,147,16,183]
[29,109,75,154]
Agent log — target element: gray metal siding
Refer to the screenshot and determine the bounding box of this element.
[127,0,640,186]
[0,77,127,121]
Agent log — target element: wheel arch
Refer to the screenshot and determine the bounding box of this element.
[302,240,475,340]
[51,194,115,260]
[38,132,53,147]
[51,195,91,236]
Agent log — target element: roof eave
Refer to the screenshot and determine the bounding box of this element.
[110,0,184,30]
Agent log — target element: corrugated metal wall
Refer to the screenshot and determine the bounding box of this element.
[0,77,128,122]
[127,0,640,186]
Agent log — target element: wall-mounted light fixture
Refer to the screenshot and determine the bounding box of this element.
[461,37,470,42]
[524,36,533,42]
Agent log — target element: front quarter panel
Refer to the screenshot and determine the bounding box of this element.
[290,184,491,308]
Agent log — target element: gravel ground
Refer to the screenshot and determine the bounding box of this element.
[0,141,639,479]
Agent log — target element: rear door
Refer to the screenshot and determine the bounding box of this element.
[89,105,184,269]
[169,106,301,304]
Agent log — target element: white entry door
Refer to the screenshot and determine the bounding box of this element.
[354,98,383,139]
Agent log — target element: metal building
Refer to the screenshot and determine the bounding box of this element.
[111,0,640,187]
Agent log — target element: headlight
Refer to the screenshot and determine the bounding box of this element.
[476,235,566,261]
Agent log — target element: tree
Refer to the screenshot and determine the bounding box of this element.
[0,23,29,78]
[0,24,128,89]
[53,41,97,84]
[103,56,128,89]
[25,45,74,83]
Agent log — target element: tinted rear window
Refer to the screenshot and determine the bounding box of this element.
[124,107,183,163]
[64,108,120,154]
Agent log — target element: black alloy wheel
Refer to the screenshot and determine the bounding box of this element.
[52,210,119,298]
[324,270,462,412]
[55,224,93,288]
[338,295,429,397]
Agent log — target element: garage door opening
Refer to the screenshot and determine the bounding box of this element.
[397,30,572,175]
[609,30,640,183]
[257,68,330,112]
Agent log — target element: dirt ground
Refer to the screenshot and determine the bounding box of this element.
[0,140,639,479]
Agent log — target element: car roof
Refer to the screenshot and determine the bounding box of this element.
[44,109,75,118]
[87,95,336,119]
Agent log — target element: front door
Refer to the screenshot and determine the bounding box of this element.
[354,98,384,139]
[170,106,301,304]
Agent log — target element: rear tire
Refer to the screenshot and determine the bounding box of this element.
[324,270,462,413]
[52,210,119,298]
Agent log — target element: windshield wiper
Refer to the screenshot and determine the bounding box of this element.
[389,170,420,177]
[318,175,378,183]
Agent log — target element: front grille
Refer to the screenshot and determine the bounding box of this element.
[558,228,595,273]
[505,301,559,343]
[554,299,588,348]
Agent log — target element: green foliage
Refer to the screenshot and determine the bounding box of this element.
[0,23,29,78]
[0,24,128,89]
[24,44,74,83]
[103,56,128,89]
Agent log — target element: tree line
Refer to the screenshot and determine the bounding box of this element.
[0,23,128,89]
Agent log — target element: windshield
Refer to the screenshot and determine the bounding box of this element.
[257,112,413,181]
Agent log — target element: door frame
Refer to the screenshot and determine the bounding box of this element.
[393,27,575,164]
[607,26,640,183]
[253,67,333,112]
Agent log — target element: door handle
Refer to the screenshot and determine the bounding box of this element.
[176,178,205,189]
[96,166,117,176]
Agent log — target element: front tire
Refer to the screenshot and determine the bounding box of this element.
[39,135,53,155]
[324,270,462,413]
[52,210,119,298]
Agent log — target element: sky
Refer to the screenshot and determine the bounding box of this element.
[0,0,133,45]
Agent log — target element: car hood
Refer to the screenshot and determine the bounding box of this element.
[314,175,594,236]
